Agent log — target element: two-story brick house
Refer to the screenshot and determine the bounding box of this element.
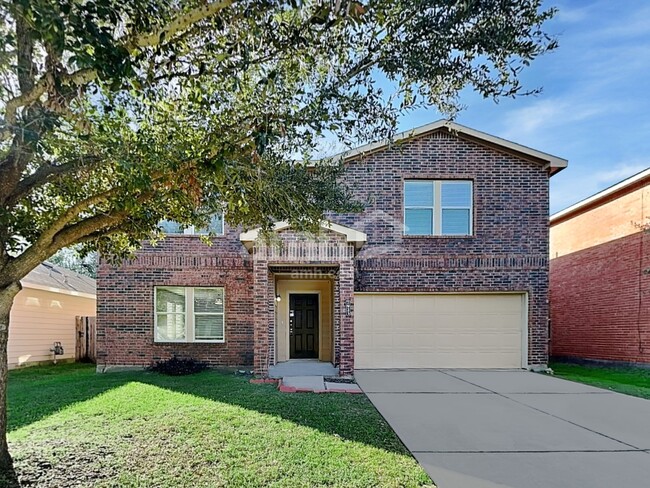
[97,120,567,376]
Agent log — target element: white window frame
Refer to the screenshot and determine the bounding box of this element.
[440,180,473,236]
[404,180,473,236]
[160,211,225,236]
[154,286,226,343]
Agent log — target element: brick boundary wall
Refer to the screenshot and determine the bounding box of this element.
[550,231,650,364]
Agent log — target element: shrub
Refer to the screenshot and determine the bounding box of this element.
[150,356,208,376]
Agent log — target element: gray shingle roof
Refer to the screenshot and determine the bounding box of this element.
[21,262,96,296]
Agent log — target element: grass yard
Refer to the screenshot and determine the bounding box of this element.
[551,362,650,399]
[6,364,432,488]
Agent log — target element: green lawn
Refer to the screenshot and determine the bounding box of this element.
[6,364,432,487]
[551,362,650,399]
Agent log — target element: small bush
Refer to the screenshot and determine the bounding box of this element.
[150,356,208,376]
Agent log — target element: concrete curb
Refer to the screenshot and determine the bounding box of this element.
[277,378,362,394]
[249,378,279,385]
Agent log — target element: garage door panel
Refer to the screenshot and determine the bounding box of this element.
[399,315,436,331]
[355,297,373,314]
[371,333,395,348]
[393,332,435,348]
[355,293,525,369]
[389,296,417,313]
[414,297,437,313]
[371,296,397,313]
[371,313,395,332]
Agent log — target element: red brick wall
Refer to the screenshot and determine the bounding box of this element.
[339,130,550,366]
[97,234,255,368]
[550,231,650,364]
[338,260,355,375]
[98,128,552,369]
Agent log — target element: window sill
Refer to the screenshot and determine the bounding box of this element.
[154,340,226,344]
[161,234,226,238]
[403,234,475,239]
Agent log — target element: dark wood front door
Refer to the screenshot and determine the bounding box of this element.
[290,294,319,359]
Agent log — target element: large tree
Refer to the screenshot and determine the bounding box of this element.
[0,0,557,477]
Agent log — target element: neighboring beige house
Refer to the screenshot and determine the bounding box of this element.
[9,262,96,369]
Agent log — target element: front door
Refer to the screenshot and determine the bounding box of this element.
[290,294,319,359]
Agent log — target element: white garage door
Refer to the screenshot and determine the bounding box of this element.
[354,293,526,369]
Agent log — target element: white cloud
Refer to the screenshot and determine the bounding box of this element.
[592,9,650,39]
[500,98,608,142]
[555,4,591,24]
[590,162,649,185]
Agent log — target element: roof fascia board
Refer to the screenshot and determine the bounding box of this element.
[20,281,97,299]
[312,120,567,173]
[551,168,650,224]
[239,220,367,250]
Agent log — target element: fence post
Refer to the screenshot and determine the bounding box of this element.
[75,316,97,363]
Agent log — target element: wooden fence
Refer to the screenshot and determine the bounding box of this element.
[75,316,97,363]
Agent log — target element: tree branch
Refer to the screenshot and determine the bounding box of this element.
[49,210,129,250]
[2,1,235,141]
[1,68,96,142]
[44,189,122,239]
[0,209,129,286]
[130,0,234,50]
[4,155,102,208]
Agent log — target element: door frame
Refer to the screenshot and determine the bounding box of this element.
[287,291,322,360]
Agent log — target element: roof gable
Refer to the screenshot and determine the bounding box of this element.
[321,120,568,175]
[240,221,367,251]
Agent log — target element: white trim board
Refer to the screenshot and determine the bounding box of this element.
[240,220,367,250]
[20,282,96,300]
[314,120,568,174]
[551,167,650,223]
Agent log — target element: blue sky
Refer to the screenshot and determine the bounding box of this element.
[396,0,650,214]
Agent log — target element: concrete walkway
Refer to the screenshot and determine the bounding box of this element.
[279,375,362,393]
[268,360,339,378]
[355,369,650,488]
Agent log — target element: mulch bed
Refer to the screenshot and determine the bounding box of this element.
[324,377,356,384]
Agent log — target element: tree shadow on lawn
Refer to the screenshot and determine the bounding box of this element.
[138,374,409,456]
[8,365,408,456]
[8,364,133,432]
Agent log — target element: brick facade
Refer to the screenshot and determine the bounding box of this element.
[97,234,255,368]
[97,128,553,373]
[338,131,550,366]
[550,174,650,365]
[550,232,650,364]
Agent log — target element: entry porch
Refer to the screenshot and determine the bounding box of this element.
[240,221,365,377]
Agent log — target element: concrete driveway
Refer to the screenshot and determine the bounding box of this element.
[355,369,650,488]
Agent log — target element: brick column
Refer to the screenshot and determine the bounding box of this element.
[253,258,269,375]
[529,277,549,368]
[338,260,355,376]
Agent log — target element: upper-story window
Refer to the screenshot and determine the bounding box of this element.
[404,180,472,236]
[159,212,224,235]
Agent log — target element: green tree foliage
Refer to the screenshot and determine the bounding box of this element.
[49,246,97,278]
[0,0,557,477]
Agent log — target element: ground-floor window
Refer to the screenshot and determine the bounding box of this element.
[154,287,225,342]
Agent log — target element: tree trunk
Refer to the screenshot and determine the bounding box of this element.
[0,282,20,485]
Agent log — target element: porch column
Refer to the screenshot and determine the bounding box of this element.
[253,258,270,375]
[338,260,355,376]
